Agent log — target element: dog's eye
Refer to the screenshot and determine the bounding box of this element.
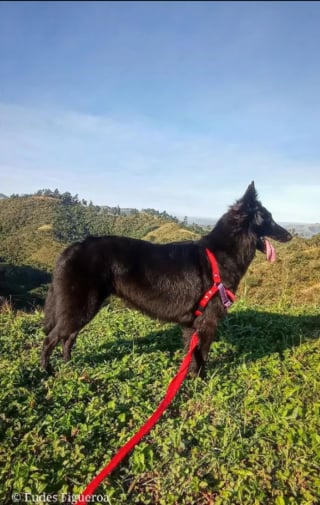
[255,211,264,226]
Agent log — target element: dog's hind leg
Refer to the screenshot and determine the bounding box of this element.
[43,285,56,335]
[62,331,79,363]
[41,325,63,371]
[41,322,83,371]
[41,288,109,371]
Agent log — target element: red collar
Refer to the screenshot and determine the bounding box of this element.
[194,248,235,317]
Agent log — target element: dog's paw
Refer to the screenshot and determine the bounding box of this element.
[188,365,206,380]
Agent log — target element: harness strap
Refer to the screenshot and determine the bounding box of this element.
[194,248,235,316]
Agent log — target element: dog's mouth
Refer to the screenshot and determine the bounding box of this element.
[257,237,276,263]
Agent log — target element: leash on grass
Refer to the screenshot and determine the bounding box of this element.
[74,331,200,505]
[74,249,235,505]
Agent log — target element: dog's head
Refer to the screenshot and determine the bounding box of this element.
[234,181,292,261]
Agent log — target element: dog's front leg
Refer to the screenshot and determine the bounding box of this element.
[182,325,216,378]
[183,327,203,377]
[185,315,219,378]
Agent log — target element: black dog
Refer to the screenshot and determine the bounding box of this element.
[41,182,292,375]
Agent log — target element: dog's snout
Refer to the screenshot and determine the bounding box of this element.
[279,229,293,243]
[269,222,293,243]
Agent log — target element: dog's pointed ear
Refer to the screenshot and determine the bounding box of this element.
[229,181,260,219]
[240,181,258,210]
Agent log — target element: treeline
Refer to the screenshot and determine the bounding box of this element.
[9,188,86,205]
[9,189,181,220]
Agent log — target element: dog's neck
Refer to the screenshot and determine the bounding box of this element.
[200,216,258,292]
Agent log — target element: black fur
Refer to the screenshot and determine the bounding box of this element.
[41,182,292,375]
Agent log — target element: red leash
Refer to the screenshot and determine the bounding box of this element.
[74,249,234,504]
[74,331,200,505]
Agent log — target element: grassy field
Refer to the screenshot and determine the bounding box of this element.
[0,299,319,505]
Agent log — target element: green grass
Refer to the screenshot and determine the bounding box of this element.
[0,302,319,504]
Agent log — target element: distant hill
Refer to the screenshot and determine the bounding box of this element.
[238,233,320,306]
[0,193,8,199]
[0,196,64,270]
[144,222,199,243]
[280,222,320,238]
[182,216,320,238]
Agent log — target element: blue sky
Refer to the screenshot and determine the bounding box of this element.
[0,1,319,222]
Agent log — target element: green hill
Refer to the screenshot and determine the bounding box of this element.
[238,234,320,307]
[0,191,198,308]
[0,195,63,269]
[0,192,187,271]
[0,191,319,310]
[144,222,200,243]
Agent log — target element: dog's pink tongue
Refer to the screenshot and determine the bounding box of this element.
[265,239,276,263]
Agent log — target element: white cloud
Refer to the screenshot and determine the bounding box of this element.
[0,102,319,222]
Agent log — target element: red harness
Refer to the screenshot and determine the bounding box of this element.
[195,248,235,316]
